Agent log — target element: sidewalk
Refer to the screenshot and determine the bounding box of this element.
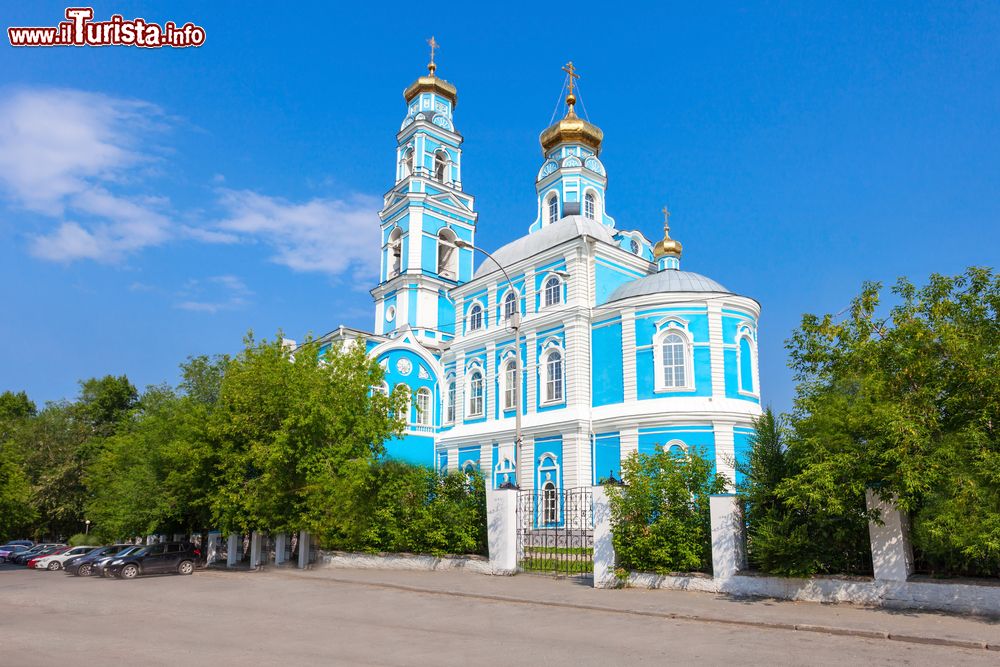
[276,566,1000,652]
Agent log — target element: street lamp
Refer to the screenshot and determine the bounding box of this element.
[84,519,90,535]
[455,239,524,488]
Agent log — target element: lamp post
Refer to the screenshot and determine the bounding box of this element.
[84,519,90,536]
[455,239,523,489]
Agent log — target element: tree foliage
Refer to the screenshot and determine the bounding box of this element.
[606,448,726,574]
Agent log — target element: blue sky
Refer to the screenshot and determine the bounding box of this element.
[1,2,997,414]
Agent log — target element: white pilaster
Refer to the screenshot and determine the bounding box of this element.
[592,485,617,588]
[525,331,537,414]
[297,531,311,569]
[714,421,737,490]
[250,531,262,569]
[710,494,746,579]
[226,533,239,568]
[274,533,287,565]
[866,490,915,582]
[708,304,726,399]
[621,308,637,402]
[485,487,518,575]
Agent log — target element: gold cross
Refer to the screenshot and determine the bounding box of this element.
[428,36,439,65]
[562,61,580,96]
[662,205,671,234]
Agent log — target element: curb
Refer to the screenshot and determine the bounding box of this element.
[281,570,994,653]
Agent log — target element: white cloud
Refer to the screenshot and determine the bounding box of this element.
[174,274,252,314]
[0,87,173,262]
[214,189,381,277]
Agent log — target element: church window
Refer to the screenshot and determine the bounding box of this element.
[415,387,432,426]
[661,333,687,388]
[446,382,456,423]
[542,482,558,525]
[584,192,596,220]
[372,382,388,397]
[543,349,564,403]
[503,359,517,411]
[437,228,458,279]
[503,290,518,321]
[547,194,558,224]
[630,238,640,255]
[468,371,484,417]
[388,228,402,278]
[739,333,755,394]
[468,303,483,332]
[395,383,411,422]
[544,276,562,307]
[434,150,448,182]
[399,147,413,179]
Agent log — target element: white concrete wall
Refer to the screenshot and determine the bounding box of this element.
[866,490,915,582]
[592,485,617,588]
[485,487,518,575]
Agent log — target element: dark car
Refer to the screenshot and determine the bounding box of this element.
[92,545,146,577]
[64,544,133,576]
[0,543,32,562]
[106,542,200,579]
[10,543,64,565]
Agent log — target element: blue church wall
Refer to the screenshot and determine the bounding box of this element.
[382,292,398,334]
[533,435,564,526]
[591,317,624,406]
[535,327,566,412]
[638,426,716,470]
[407,284,418,327]
[733,426,755,486]
[593,431,621,485]
[383,433,435,468]
[494,277,526,323]
[365,339,380,353]
[533,259,568,311]
[438,451,448,474]
[739,337,754,392]
[458,446,481,472]
[594,258,643,305]
[634,309,712,399]
[492,443,518,488]
[722,312,760,404]
[437,291,455,335]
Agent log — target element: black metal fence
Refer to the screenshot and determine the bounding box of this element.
[517,486,593,576]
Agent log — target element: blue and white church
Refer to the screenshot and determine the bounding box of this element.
[317,58,763,494]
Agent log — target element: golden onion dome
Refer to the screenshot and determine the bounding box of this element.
[403,61,458,108]
[539,92,603,155]
[653,205,683,259]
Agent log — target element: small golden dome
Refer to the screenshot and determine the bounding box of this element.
[539,107,604,155]
[403,73,458,107]
[653,205,683,259]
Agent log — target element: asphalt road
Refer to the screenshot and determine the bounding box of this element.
[0,563,992,665]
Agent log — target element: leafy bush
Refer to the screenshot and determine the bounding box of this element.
[67,532,93,546]
[606,448,725,574]
[323,460,487,557]
[735,409,872,577]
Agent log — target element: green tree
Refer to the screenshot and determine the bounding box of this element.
[606,447,726,574]
[784,267,999,576]
[74,375,138,438]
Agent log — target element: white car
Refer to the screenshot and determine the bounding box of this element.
[33,545,100,570]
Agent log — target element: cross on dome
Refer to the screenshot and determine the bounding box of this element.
[427,36,439,75]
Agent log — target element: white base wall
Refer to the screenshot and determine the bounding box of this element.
[316,550,492,575]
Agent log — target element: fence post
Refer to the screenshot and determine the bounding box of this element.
[486,486,518,575]
[709,494,746,580]
[592,485,617,588]
[274,533,286,565]
[205,532,221,565]
[250,531,262,569]
[297,531,310,569]
[226,533,239,568]
[865,490,914,582]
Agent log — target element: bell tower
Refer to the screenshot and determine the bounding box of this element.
[372,38,478,343]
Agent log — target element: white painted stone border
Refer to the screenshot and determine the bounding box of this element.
[316,550,493,575]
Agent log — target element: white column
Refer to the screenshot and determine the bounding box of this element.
[250,531,262,569]
[226,533,239,568]
[485,487,518,575]
[620,427,638,461]
[708,304,726,399]
[297,531,311,569]
[714,421,737,491]
[525,331,537,414]
[621,309,637,402]
[592,485,617,588]
[519,436,535,490]
[710,495,746,580]
[866,490,914,582]
[274,533,287,565]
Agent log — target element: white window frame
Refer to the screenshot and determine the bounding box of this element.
[546,192,559,225]
[539,344,565,405]
[583,190,597,220]
[736,325,759,397]
[664,439,688,457]
[653,320,695,393]
[502,288,519,322]
[542,274,562,308]
[445,379,456,424]
[466,367,484,418]
[466,301,485,333]
[387,227,403,278]
[415,387,432,426]
[436,227,458,280]
[500,356,517,411]
[542,481,558,525]
[399,145,414,180]
[433,149,449,183]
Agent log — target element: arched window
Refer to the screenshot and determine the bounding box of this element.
[739,334,755,393]
[395,383,411,422]
[543,349,564,403]
[468,370,484,417]
[399,147,413,179]
[372,382,389,397]
[468,303,483,332]
[434,150,448,182]
[437,228,457,279]
[543,276,562,307]
[503,358,517,411]
[503,290,518,322]
[661,333,687,388]
[547,194,558,225]
[446,381,456,423]
[630,238,641,255]
[415,387,432,426]
[584,192,596,220]
[388,228,402,278]
[542,482,558,525]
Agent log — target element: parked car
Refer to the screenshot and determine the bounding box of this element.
[10,543,64,565]
[106,542,200,579]
[64,544,133,577]
[32,545,99,570]
[27,546,70,568]
[92,545,146,577]
[0,544,32,562]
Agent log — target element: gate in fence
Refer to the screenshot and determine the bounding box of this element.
[516,486,593,577]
